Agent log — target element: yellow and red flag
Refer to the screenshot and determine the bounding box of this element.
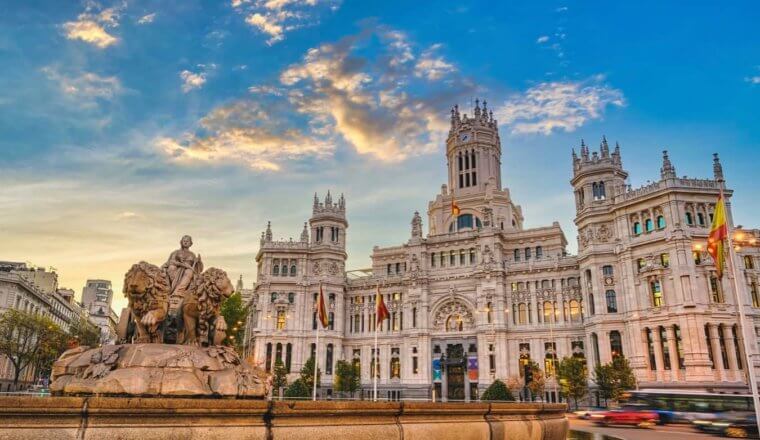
[316,283,329,328]
[451,198,461,217]
[707,195,728,279]
[375,286,389,325]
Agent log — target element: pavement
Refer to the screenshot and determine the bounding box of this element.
[569,417,718,440]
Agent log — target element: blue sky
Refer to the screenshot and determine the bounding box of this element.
[1,0,758,311]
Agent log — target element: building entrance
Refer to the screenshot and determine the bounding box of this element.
[447,364,465,400]
[432,338,478,402]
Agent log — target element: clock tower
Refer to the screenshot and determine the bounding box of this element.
[446,99,502,194]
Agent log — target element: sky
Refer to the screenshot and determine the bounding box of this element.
[1,0,758,313]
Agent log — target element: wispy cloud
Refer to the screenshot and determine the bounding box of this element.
[42,66,123,107]
[137,13,156,25]
[494,76,625,135]
[62,2,125,48]
[536,35,549,44]
[747,76,760,84]
[234,0,340,45]
[414,44,456,81]
[179,64,216,92]
[157,100,334,171]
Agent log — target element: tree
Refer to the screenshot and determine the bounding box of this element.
[220,292,248,351]
[67,317,100,348]
[299,356,321,392]
[505,376,523,398]
[334,360,360,398]
[272,359,288,397]
[0,310,66,387]
[284,378,310,399]
[593,356,637,406]
[526,361,545,401]
[557,356,588,410]
[481,379,515,401]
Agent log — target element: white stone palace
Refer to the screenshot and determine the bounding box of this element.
[244,101,760,402]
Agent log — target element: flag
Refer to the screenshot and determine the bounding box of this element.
[316,283,329,328]
[375,286,389,325]
[707,195,728,279]
[451,198,461,217]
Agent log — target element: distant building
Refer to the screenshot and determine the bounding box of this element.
[0,263,85,391]
[245,101,760,403]
[81,279,117,344]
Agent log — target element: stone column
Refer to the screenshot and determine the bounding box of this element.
[665,326,681,382]
[724,327,739,381]
[709,324,726,381]
[640,329,653,381]
[651,328,665,382]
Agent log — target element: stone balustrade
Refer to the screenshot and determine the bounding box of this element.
[0,397,568,440]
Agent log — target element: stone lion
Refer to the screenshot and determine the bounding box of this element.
[180,267,234,346]
[123,261,170,343]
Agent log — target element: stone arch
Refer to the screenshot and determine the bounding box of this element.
[431,296,475,332]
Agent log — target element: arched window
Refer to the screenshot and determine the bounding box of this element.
[674,325,685,370]
[697,213,705,226]
[455,214,481,231]
[276,310,286,330]
[609,330,623,358]
[659,327,671,370]
[285,343,292,372]
[732,325,743,370]
[751,282,760,308]
[513,249,520,262]
[390,355,401,379]
[543,301,558,323]
[328,312,334,330]
[290,264,297,276]
[591,333,600,367]
[518,303,527,325]
[265,343,273,372]
[686,212,693,225]
[602,265,614,276]
[710,276,724,303]
[656,215,666,229]
[605,290,617,313]
[645,218,653,232]
[588,293,595,315]
[536,246,543,259]
[525,247,532,260]
[272,259,280,275]
[597,181,606,200]
[745,256,755,270]
[270,292,277,302]
[570,299,581,322]
[633,222,642,235]
[486,302,492,324]
[275,343,283,364]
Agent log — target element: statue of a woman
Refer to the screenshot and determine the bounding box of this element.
[162,235,203,305]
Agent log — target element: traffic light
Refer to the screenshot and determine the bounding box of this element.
[524,364,533,384]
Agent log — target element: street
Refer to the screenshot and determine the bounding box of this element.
[569,417,718,440]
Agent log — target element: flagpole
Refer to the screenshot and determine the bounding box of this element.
[373,316,378,402]
[719,182,760,432]
[313,323,319,401]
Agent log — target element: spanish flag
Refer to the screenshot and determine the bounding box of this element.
[317,283,329,328]
[375,286,389,325]
[707,195,728,279]
[451,198,461,217]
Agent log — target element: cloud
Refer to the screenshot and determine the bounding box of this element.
[137,13,156,24]
[235,0,339,45]
[747,76,760,84]
[414,45,456,81]
[279,27,471,161]
[157,100,334,171]
[62,3,125,48]
[158,26,472,170]
[116,211,141,220]
[536,35,549,44]
[179,64,215,92]
[42,67,123,106]
[494,76,625,135]
[556,6,568,12]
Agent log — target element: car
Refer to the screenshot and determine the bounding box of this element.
[723,415,759,439]
[572,407,607,420]
[591,405,659,428]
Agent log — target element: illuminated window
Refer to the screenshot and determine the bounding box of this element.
[544,342,557,377]
[609,330,623,359]
[650,280,663,307]
[660,253,670,268]
[693,251,702,265]
[518,303,527,325]
[745,256,755,270]
[276,310,286,330]
[751,282,760,308]
[469,248,477,264]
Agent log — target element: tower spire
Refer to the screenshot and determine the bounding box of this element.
[660,150,676,180]
[600,135,609,158]
[300,222,309,242]
[265,221,272,242]
[713,153,724,181]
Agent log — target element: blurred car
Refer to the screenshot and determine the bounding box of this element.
[692,412,757,438]
[572,407,607,420]
[591,405,659,428]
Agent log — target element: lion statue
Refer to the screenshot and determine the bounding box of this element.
[179,267,234,346]
[122,261,170,343]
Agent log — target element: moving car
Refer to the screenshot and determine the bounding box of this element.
[572,407,607,420]
[591,405,659,428]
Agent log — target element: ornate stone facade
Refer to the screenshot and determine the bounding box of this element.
[245,101,760,402]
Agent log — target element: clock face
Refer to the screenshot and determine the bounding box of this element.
[460,133,469,142]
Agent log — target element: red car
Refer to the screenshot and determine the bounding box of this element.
[592,405,660,428]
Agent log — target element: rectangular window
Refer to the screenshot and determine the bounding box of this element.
[745,256,755,270]
[276,310,286,330]
[650,280,663,307]
[525,247,531,260]
[431,253,436,267]
[460,250,466,265]
[536,246,543,259]
[660,253,670,268]
[450,251,456,266]
[710,277,724,303]
[440,252,446,267]
[751,283,760,308]
[412,307,417,328]
[470,249,476,264]
[693,251,702,265]
[387,264,392,275]
[396,262,401,273]
[514,249,520,262]
[412,356,419,374]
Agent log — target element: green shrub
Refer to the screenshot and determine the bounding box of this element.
[284,378,310,399]
[481,379,515,401]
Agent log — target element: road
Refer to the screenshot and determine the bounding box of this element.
[569,417,718,440]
